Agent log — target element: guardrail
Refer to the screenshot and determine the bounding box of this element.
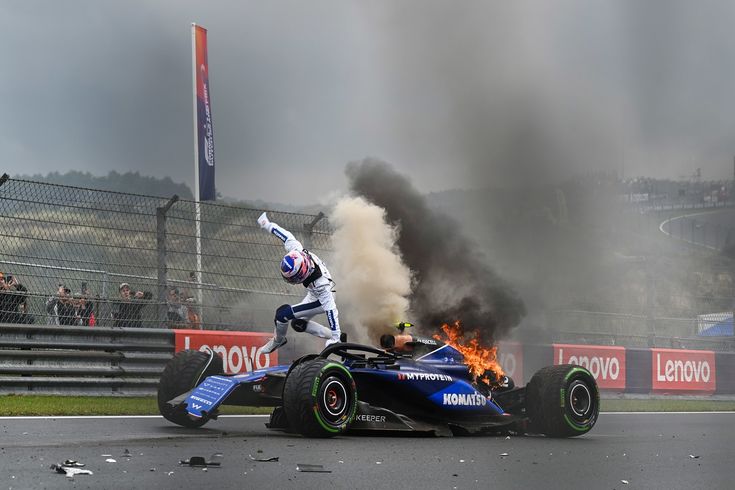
[1,323,733,397]
[0,323,173,395]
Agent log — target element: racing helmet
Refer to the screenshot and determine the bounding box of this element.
[280,250,314,284]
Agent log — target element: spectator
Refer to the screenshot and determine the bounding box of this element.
[166,287,188,327]
[0,272,31,324]
[79,281,97,326]
[113,282,152,328]
[46,285,77,326]
[18,301,35,324]
[74,294,95,326]
[179,272,202,329]
[179,271,197,303]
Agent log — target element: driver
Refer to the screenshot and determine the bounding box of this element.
[257,212,341,353]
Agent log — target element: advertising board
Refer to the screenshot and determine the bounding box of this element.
[554,344,626,390]
[174,329,277,374]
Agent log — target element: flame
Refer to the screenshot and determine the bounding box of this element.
[433,321,505,380]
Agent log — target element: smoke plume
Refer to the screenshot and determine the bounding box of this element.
[331,196,413,344]
[346,158,526,343]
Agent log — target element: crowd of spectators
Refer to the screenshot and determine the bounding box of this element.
[45,284,95,326]
[0,271,202,329]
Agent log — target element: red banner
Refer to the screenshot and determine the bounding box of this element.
[554,344,626,390]
[174,330,277,374]
[497,341,523,384]
[652,348,716,393]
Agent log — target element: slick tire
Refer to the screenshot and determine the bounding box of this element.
[526,364,599,438]
[157,349,224,428]
[283,358,357,438]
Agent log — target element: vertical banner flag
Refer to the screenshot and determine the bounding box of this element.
[193,24,216,201]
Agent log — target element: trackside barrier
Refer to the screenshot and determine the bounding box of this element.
[0,324,277,396]
[497,341,735,395]
[1,325,732,396]
[0,323,174,396]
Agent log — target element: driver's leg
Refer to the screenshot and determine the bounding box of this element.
[290,300,332,339]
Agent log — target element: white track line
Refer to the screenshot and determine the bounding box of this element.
[659,210,723,251]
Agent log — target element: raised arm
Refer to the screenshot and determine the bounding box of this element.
[257,212,304,252]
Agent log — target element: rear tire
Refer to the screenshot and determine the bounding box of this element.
[283,358,357,437]
[526,364,599,437]
[157,349,224,428]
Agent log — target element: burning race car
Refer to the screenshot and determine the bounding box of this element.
[158,324,599,438]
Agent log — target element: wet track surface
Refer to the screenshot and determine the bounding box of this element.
[1,412,733,489]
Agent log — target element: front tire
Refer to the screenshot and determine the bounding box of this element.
[526,364,599,437]
[283,358,357,437]
[157,349,224,428]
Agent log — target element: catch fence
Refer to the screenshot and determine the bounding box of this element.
[1,174,733,352]
[0,175,332,331]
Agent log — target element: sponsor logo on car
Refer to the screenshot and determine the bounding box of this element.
[397,372,453,382]
[554,344,626,390]
[442,392,488,406]
[652,348,716,392]
[413,337,439,345]
[356,414,387,423]
[189,395,213,406]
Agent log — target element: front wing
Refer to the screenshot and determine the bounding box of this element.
[166,365,289,420]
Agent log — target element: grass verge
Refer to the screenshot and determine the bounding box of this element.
[0,395,272,416]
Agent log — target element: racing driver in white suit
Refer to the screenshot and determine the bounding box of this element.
[257,212,341,353]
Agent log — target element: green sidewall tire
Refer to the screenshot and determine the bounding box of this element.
[283,358,357,438]
[157,349,224,428]
[526,364,600,438]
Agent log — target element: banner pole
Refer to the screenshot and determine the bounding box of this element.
[191,23,204,326]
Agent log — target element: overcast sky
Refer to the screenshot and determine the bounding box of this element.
[4,0,735,204]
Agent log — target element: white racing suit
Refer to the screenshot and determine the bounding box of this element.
[264,221,341,347]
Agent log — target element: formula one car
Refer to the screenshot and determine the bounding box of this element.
[158,330,599,438]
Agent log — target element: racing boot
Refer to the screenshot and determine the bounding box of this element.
[324,330,342,347]
[261,336,287,354]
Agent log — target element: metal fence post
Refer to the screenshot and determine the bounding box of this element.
[156,195,179,327]
[303,212,325,250]
[645,257,657,347]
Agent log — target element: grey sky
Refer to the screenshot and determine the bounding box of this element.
[3,1,735,204]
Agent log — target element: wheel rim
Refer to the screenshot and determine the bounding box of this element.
[319,377,349,423]
[568,380,592,419]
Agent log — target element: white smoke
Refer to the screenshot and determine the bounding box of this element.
[331,196,413,343]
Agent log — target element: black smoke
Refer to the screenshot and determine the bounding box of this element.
[346,158,526,343]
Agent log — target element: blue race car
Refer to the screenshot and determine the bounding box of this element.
[158,332,599,438]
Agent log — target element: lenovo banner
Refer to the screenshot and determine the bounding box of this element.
[497,341,524,385]
[554,344,626,390]
[652,348,716,393]
[174,329,276,374]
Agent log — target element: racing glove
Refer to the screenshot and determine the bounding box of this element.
[257,212,272,230]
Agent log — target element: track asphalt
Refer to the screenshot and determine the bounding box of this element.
[1,412,732,489]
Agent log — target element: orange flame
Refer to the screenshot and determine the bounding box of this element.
[432,321,504,380]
